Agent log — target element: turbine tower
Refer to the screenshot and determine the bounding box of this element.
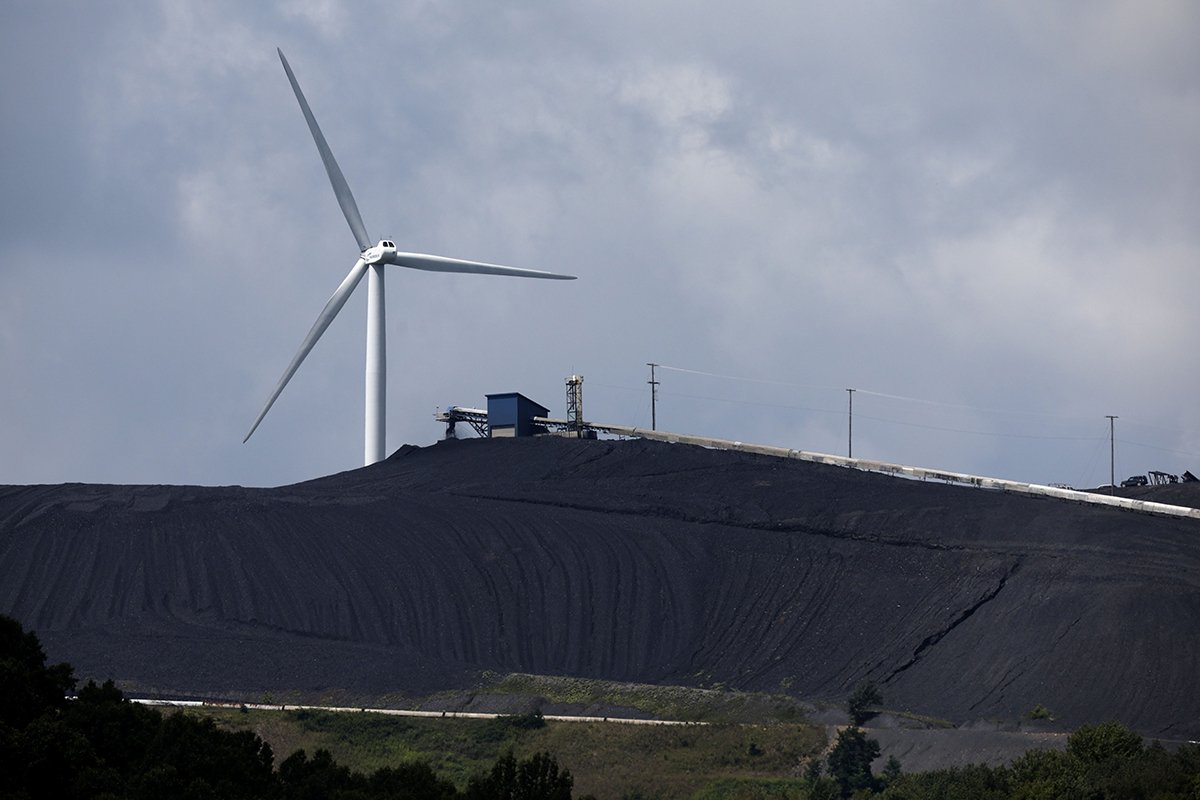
[245,49,575,465]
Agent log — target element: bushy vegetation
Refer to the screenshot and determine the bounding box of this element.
[198,705,824,799]
[788,720,1200,800]
[878,722,1200,799]
[8,614,1200,799]
[0,615,579,799]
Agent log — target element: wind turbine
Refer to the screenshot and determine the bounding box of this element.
[245,49,575,465]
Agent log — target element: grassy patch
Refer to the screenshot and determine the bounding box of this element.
[690,777,811,799]
[185,706,824,799]
[191,707,529,786]
[476,672,811,724]
[537,722,823,799]
[875,708,957,729]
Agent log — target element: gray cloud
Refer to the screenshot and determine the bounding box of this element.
[2,1,1197,488]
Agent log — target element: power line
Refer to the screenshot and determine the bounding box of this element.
[657,389,1109,442]
[654,362,1199,435]
[594,368,1198,467]
[848,412,1106,442]
[1116,438,1200,458]
[656,364,841,392]
[656,363,1092,421]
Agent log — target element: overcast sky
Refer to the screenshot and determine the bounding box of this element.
[2,1,1197,489]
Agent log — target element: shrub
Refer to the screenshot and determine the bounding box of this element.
[503,711,547,731]
[1025,703,1053,721]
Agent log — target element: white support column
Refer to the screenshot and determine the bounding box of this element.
[364,264,386,464]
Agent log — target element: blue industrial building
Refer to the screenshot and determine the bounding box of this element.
[486,393,550,437]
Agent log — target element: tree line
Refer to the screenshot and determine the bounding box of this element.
[0,615,576,799]
[5,616,1199,799]
[806,680,1200,799]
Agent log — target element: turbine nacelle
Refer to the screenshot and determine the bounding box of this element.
[362,240,397,265]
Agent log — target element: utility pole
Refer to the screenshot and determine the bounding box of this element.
[647,363,659,431]
[847,388,855,458]
[1107,415,1118,495]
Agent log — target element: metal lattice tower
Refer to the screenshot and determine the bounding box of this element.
[566,375,584,436]
[647,363,659,430]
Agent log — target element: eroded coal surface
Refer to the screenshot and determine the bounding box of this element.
[2,437,1197,736]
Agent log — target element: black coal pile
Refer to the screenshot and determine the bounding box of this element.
[2,437,1197,736]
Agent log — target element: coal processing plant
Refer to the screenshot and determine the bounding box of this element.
[437,375,1199,521]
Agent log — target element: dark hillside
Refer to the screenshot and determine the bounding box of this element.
[1,437,1197,736]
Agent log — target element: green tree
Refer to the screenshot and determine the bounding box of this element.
[465,750,573,800]
[11,715,104,800]
[847,681,883,726]
[4,614,556,800]
[367,761,459,800]
[139,712,276,800]
[0,615,75,728]
[279,748,359,800]
[0,616,99,799]
[827,726,881,798]
[1065,721,1143,765]
[1007,747,1086,799]
[881,755,902,785]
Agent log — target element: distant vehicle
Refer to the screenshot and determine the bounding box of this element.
[1121,475,1148,488]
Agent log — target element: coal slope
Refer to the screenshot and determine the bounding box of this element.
[2,437,1197,736]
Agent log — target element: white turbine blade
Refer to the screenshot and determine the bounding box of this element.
[385,251,577,280]
[244,259,369,444]
[277,48,372,252]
